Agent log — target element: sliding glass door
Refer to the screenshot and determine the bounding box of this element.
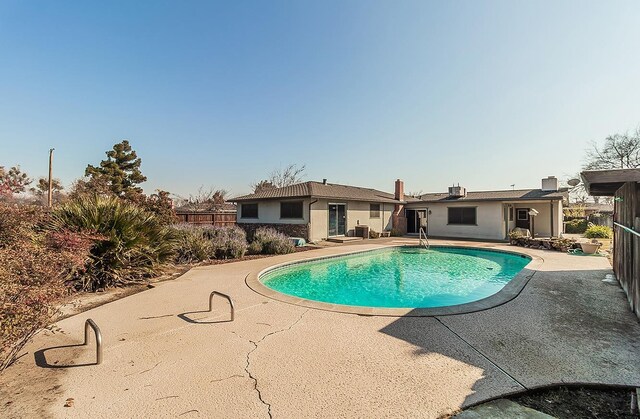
[328,204,346,236]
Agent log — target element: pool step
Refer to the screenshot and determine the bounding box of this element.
[326,237,364,243]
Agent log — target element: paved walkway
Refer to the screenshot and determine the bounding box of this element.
[2,239,639,418]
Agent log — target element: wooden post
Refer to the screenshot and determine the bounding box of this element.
[47,148,54,207]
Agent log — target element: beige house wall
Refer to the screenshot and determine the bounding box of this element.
[509,200,563,237]
[237,200,310,224]
[411,199,564,241]
[309,199,394,242]
[309,199,328,242]
[238,199,394,242]
[423,201,505,241]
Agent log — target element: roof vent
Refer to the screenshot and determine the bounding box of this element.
[322,178,327,185]
[448,184,466,198]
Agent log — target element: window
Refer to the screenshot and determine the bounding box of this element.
[241,203,258,219]
[517,209,529,221]
[280,201,303,219]
[509,207,514,221]
[448,207,477,225]
[370,203,380,218]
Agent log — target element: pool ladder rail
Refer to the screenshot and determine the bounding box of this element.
[419,227,430,250]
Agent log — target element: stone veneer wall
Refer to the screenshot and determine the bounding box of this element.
[238,223,310,241]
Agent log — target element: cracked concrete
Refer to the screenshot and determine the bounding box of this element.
[1,239,639,418]
[246,309,309,418]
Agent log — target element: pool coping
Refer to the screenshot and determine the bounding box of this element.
[245,244,543,317]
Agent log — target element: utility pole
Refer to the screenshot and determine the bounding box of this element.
[48,148,54,207]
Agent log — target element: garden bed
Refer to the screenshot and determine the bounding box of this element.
[509,236,580,252]
[56,245,320,320]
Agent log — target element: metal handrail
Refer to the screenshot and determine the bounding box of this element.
[208,291,235,321]
[84,319,103,365]
[419,227,430,250]
[614,222,640,238]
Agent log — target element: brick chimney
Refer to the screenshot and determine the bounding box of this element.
[394,179,404,201]
[392,179,407,234]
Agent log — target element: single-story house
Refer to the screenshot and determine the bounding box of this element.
[230,180,406,242]
[231,176,567,242]
[406,177,567,241]
[582,168,640,319]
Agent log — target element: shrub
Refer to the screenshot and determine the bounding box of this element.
[508,230,524,240]
[172,224,247,263]
[249,227,294,255]
[369,230,380,239]
[172,224,214,263]
[390,228,404,237]
[584,224,613,239]
[0,204,93,371]
[565,219,588,234]
[204,225,248,259]
[127,190,177,226]
[48,195,178,291]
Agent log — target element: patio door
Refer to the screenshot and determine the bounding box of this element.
[405,209,428,234]
[328,204,346,236]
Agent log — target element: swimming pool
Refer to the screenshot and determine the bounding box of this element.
[259,247,531,309]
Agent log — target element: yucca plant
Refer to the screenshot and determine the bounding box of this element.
[49,195,178,291]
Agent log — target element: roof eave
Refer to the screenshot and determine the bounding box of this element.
[581,168,640,196]
[231,195,401,204]
[412,196,566,204]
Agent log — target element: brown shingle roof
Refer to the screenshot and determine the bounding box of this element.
[413,188,568,203]
[231,181,403,204]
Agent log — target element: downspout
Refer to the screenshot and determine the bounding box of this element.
[308,199,318,241]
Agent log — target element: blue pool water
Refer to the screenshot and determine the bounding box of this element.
[261,247,531,308]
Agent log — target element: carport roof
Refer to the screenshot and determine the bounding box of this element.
[581,168,640,196]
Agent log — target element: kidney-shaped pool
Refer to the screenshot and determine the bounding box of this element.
[259,246,531,309]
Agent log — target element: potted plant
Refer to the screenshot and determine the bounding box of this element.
[580,239,602,254]
[584,224,613,251]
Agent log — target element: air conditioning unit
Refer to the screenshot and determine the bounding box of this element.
[448,185,467,198]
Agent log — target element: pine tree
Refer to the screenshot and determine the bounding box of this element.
[85,140,147,197]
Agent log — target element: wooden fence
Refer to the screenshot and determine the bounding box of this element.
[614,181,639,319]
[176,211,237,227]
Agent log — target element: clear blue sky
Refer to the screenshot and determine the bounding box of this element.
[1,1,639,198]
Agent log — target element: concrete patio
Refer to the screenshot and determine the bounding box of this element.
[2,239,639,418]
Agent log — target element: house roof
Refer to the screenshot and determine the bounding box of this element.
[581,168,640,196]
[412,188,568,204]
[230,181,404,204]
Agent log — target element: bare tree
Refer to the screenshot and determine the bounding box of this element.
[30,177,64,205]
[176,186,228,211]
[251,163,306,192]
[584,129,640,170]
[251,180,276,193]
